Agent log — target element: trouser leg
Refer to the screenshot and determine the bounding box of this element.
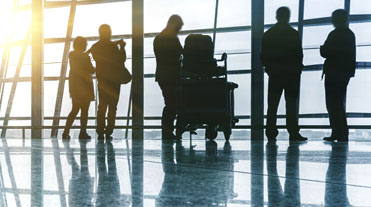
[338,81,349,138]
[159,82,177,136]
[106,99,119,136]
[80,101,90,133]
[285,76,301,136]
[106,86,120,136]
[64,101,81,134]
[325,78,341,138]
[266,76,284,139]
[97,90,108,135]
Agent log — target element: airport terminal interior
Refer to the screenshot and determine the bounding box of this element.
[0,0,371,206]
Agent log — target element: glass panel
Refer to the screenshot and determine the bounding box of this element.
[218,0,251,27]
[356,46,371,62]
[44,80,58,117]
[13,10,31,41]
[215,31,251,53]
[350,22,371,44]
[224,54,250,70]
[144,77,162,117]
[44,43,64,64]
[229,74,250,116]
[11,82,31,117]
[302,25,333,65]
[44,7,69,38]
[144,0,215,33]
[350,0,371,14]
[299,71,327,115]
[0,83,11,117]
[73,2,132,37]
[303,25,333,47]
[304,0,344,19]
[347,70,371,114]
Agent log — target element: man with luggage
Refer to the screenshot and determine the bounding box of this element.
[153,15,183,139]
[261,7,307,142]
[321,9,356,142]
[154,15,184,140]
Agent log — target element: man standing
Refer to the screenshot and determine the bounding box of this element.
[90,24,126,140]
[321,9,356,142]
[154,15,184,140]
[261,7,307,142]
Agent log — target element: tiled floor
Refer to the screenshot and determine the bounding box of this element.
[0,136,370,206]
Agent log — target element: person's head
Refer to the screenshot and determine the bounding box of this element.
[276,7,291,23]
[332,9,348,27]
[73,36,87,52]
[166,15,184,34]
[99,24,112,40]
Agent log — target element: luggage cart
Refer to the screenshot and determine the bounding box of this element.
[178,34,239,140]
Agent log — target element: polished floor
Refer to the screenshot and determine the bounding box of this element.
[0,136,370,206]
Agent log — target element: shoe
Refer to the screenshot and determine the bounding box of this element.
[106,134,113,142]
[97,134,105,140]
[266,130,278,142]
[79,132,91,139]
[289,134,308,141]
[162,133,177,140]
[175,132,183,140]
[62,132,70,139]
[323,136,337,142]
[267,137,277,142]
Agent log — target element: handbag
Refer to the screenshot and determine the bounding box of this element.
[119,64,132,84]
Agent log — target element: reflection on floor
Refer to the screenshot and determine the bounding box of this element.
[0,137,370,206]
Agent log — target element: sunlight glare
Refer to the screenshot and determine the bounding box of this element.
[0,1,31,46]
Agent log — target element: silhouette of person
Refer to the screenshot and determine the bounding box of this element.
[63,139,94,207]
[321,9,356,142]
[90,24,127,140]
[261,7,307,142]
[266,141,302,207]
[156,140,236,206]
[324,142,350,207]
[62,36,95,139]
[95,141,128,206]
[154,15,184,140]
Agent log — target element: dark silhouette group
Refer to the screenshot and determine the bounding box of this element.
[61,7,356,143]
[262,7,355,142]
[62,24,128,141]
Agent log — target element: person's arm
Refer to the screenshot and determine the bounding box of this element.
[294,31,304,70]
[320,32,333,58]
[350,32,356,77]
[117,39,127,62]
[84,54,95,74]
[260,33,268,67]
[261,32,272,75]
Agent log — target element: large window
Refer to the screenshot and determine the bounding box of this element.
[0,0,371,139]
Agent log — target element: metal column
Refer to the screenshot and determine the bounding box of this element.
[132,0,144,139]
[31,0,44,139]
[296,0,305,125]
[51,0,77,138]
[251,0,265,140]
[298,0,305,40]
[345,0,351,27]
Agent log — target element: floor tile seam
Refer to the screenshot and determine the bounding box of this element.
[140,159,371,190]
